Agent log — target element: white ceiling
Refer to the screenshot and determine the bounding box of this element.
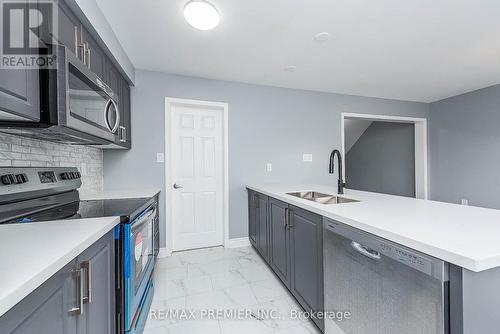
[96,0,500,102]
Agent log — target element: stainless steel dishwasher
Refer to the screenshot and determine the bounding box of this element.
[323,219,449,334]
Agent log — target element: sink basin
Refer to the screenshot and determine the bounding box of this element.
[312,196,359,204]
[286,191,332,199]
[286,191,359,205]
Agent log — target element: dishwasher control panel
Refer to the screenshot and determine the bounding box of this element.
[379,243,433,276]
[325,219,445,280]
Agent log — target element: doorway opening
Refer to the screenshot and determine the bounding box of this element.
[341,113,428,199]
[165,98,229,254]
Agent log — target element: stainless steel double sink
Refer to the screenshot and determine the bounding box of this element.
[286,191,359,204]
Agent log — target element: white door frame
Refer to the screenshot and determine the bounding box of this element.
[341,112,429,200]
[164,97,229,255]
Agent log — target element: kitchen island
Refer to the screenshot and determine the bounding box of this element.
[247,184,500,334]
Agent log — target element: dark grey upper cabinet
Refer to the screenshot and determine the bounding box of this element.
[81,28,106,81]
[0,68,40,122]
[55,0,81,58]
[106,60,121,96]
[0,1,40,122]
[248,190,257,246]
[0,231,115,334]
[118,79,131,147]
[76,231,115,334]
[0,259,78,334]
[255,194,269,260]
[289,206,324,331]
[269,198,290,286]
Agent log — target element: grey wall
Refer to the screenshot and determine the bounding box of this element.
[104,70,429,246]
[430,84,500,209]
[0,133,103,193]
[346,121,415,197]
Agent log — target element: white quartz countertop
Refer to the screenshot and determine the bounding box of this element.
[79,189,160,201]
[0,217,120,317]
[247,184,500,272]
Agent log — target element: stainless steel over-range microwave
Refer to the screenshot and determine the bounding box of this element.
[0,45,120,144]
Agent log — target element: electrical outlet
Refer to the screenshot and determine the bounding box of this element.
[303,154,313,162]
[266,163,272,172]
[156,153,165,163]
[461,199,469,206]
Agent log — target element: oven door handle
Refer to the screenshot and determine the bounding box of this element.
[131,205,157,232]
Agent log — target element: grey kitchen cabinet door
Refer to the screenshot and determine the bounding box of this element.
[247,189,257,247]
[269,198,290,286]
[255,193,269,261]
[54,0,81,58]
[118,79,131,147]
[81,28,106,81]
[289,206,324,331]
[76,231,115,334]
[0,68,40,122]
[0,259,78,334]
[0,1,40,122]
[105,60,121,96]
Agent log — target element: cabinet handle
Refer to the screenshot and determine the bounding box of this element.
[287,209,294,229]
[284,207,289,228]
[85,42,91,68]
[68,268,84,315]
[119,126,126,142]
[74,26,79,55]
[78,42,86,64]
[81,261,92,304]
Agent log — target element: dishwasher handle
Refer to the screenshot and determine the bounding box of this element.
[351,241,381,260]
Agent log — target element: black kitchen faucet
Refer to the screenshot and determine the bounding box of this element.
[329,149,346,195]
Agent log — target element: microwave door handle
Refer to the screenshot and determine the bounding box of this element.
[112,100,120,133]
[104,99,112,131]
[103,99,120,133]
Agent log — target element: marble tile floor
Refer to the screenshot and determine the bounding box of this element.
[144,246,322,334]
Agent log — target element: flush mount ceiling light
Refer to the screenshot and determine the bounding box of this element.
[184,0,220,31]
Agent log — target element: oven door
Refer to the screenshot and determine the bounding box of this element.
[123,204,156,332]
[56,46,119,142]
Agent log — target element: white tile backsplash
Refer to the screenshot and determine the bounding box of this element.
[0,133,103,193]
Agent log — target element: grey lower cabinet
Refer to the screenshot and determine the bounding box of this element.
[247,189,324,332]
[288,206,324,332]
[0,231,115,334]
[269,198,290,287]
[248,190,258,246]
[76,231,115,334]
[256,193,270,260]
[248,190,269,260]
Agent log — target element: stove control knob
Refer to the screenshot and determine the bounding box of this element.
[20,174,28,183]
[60,172,71,180]
[1,174,17,185]
[15,174,28,184]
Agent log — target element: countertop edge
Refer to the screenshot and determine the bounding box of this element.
[0,216,120,318]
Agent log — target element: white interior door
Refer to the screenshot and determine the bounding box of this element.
[170,102,224,251]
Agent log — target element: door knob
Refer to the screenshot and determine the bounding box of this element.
[173,183,183,189]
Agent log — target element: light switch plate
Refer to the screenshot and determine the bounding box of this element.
[156,153,165,163]
[303,154,313,162]
[266,163,272,172]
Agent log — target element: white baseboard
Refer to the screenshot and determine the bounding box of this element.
[157,248,171,258]
[226,237,251,248]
